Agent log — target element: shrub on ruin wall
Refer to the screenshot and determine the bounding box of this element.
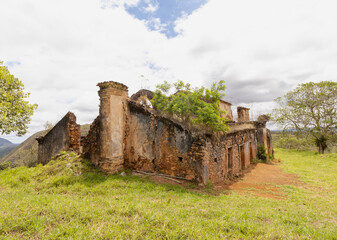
[151,80,229,133]
[257,144,267,162]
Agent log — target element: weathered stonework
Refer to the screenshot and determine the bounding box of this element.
[124,102,201,181]
[38,81,272,185]
[237,106,250,122]
[98,81,128,173]
[131,89,154,102]
[219,100,233,121]
[97,81,128,91]
[82,81,273,185]
[82,116,100,166]
[37,112,81,165]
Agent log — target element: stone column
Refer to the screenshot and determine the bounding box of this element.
[97,81,128,173]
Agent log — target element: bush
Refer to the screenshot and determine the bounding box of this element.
[0,161,11,170]
[252,158,261,164]
[257,144,267,162]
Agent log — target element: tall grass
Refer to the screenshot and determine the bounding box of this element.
[0,150,336,239]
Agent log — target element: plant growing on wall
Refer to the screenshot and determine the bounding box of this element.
[0,61,37,136]
[272,81,337,154]
[151,80,229,132]
[257,144,267,162]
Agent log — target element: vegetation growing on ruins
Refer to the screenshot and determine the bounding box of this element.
[272,81,337,154]
[0,150,337,239]
[151,80,229,132]
[257,144,267,162]
[0,62,37,136]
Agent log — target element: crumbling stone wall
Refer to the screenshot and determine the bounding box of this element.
[81,81,273,185]
[97,81,128,173]
[131,89,154,102]
[267,129,273,155]
[124,101,261,184]
[82,116,100,166]
[237,107,250,122]
[219,100,233,121]
[199,129,257,184]
[35,80,273,185]
[124,101,203,181]
[256,117,273,160]
[37,112,80,165]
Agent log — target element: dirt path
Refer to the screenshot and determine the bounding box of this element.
[133,162,302,198]
[228,162,301,199]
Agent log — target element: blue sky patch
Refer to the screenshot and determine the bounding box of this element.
[125,0,208,38]
[6,61,21,67]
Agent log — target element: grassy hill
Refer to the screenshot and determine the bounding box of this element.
[0,149,336,239]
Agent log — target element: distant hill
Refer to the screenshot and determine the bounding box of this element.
[0,124,91,168]
[0,138,14,147]
[0,138,18,159]
[0,130,48,167]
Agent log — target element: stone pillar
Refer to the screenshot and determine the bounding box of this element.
[237,106,250,122]
[97,81,128,173]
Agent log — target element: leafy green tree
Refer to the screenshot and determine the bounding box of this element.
[272,81,337,154]
[151,80,229,132]
[0,62,37,136]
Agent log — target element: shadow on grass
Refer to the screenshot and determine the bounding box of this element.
[1,155,215,197]
[76,170,203,195]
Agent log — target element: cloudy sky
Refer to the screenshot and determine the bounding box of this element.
[1,0,337,143]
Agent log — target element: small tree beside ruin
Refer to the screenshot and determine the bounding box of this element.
[272,81,337,154]
[151,80,229,132]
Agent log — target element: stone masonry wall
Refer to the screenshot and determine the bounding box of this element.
[219,100,233,121]
[97,81,128,174]
[37,112,81,165]
[82,99,266,184]
[124,101,259,184]
[201,129,257,184]
[80,81,272,185]
[125,101,203,182]
[82,116,100,166]
[237,107,250,122]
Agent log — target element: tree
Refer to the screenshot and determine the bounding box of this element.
[0,62,37,136]
[44,121,54,130]
[151,80,229,132]
[272,81,337,154]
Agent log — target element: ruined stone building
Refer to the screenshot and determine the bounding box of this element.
[37,81,273,185]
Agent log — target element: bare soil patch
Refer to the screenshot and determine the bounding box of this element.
[228,162,302,199]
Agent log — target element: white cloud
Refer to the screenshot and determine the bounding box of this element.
[145,17,165,32]
[143,0,159,13]
[101,0,141,8]
[1,0,337,143]
[169,0,337,100]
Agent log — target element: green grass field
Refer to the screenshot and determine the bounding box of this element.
[0,149,336,239]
